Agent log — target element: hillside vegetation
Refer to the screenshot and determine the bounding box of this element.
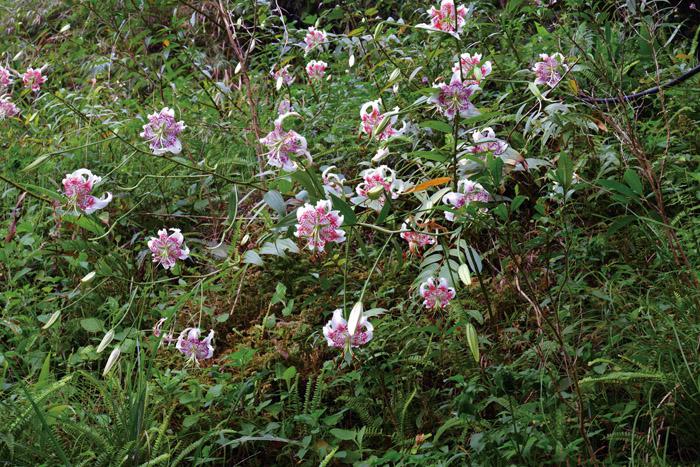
[1,0,699,465]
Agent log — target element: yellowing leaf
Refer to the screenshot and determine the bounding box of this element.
[405,177,452,194]
[568,79,579,94]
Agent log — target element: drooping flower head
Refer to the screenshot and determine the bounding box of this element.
[533,53,567,88]
[360,100,404,141]
[466,127,508,155]
[153,317,175,344]
[259,112,311,172]
[0,66,13,88]
[419,277,456,309]
[452,53,492,84]
[322,165,346,198]
[431,76,480,120]
[354,165,405,211]
[0,97,19,120]
[305,60,328,81]
[304,26,327,53]
[427,0,468,34]
[294,199,346,252]
[176,328,214,362]
[147,228,190,270]
[400,222,436,254]
[140,107,186,155]
[323,309,373,349]
[272,64,295,87]
[22,67,46,91]
[442,179,490,221]
[372,147,390,163]
[61,169,113,214]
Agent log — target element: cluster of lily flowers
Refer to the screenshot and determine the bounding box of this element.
[58,0,575,366]
[0,65,48,120]
[254,1,573,353]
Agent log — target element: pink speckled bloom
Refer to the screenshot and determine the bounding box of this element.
[431,77,480,120]
[419,277,456,309]
[533,53,567,88]
[452,53,492,83]
[400,223,436,254]
[295,199,346,252]
[148,228,190,270]
[427,0,468,34]
[61,169,113,214]
[22,67,46,91]
[259,113,311,172]
[304,27,327,53]
[360,100,403,141]
[0,97,19,119]
[467,127,507,155]
[0,66,13,88]
[353,165,405,212]
[140,107,186,155]
[272,64,295,87]
[176,328,214,362]
[442,179,490,221]
[305,60,327,80]
[323,309,373,349]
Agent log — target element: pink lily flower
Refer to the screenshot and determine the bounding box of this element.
[61,169,112,214]
[176,327,214,362]
[419,277,456,309]
[147,228,190,270]
[294,199,346,252]
[323,309,373,349]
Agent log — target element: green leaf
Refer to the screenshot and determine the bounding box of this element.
[598,179,635,198]
[606,215,636,236]
[376,195,392,224]
[37,352,52,389]
[419,120,453,133]
[330,194,356,225]
[556,153,574,188]
[62,214,106,236]
[623,169,643,196]
[264,190,286,216]
[408,150,448,162]
[80,317,104,333]
[329,428,356,441]
[510,195,527,213]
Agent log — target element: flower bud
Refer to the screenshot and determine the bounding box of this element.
[42,311,61,329]
[367,185,385,200]
[103,347,121,376]
[347,301,363,336]
[96,329,115,353]
[81,271,96,283]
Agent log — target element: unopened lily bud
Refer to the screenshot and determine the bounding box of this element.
[43,311,61,329]
[103,347,121,376]
[367,185,385,200]
[96,329,115,353]
[81,271,96,284]
[348,301,363,336]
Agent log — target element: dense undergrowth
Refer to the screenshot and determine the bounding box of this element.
[1,0,699,465]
